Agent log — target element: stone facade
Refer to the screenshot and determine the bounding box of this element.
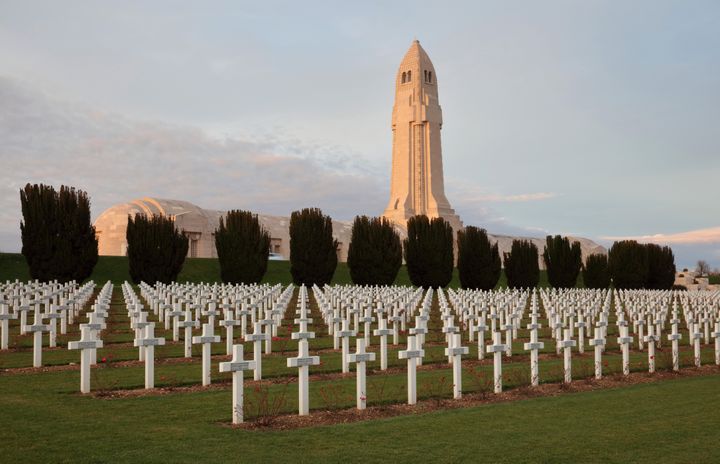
[94,197,353,261]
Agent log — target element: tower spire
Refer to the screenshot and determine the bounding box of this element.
[382,41,462,232]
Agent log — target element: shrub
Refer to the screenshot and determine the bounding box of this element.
[583,253,610,289]
[347,216,402,286]
[215,210,270,284]
[20,183,98,283]
[608,240,648,289]
[503,239,539,289]
[126,214,188,284]
[457,226,501,290]
[543,235,582,288]
[671,284,687,291]
[289,208,338,286]
[403,215,454,289]
[645,243,676,290]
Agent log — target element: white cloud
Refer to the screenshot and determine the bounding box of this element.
[601,227,720,245]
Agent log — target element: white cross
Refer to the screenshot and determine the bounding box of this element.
[691,321,703,367]
[486,331,508,393]
[373,316,393,371]
[348,338,375,410]
[445,333,469,399]
[398,335,424,405]
[0,300,17,350]
[287,338,320,416]
[408,316,427,366]
[134,323,165,389]
[643,325,659,373]
[220,314,241,356]
[589,326,606,379]
[68,325,104,393]
[219,344,256,424]
[712,321,720,366]
[25,307,50,368]
[667,316,682,372]
[523,313,544,386]
[559,328,577,383]
[336,319,357,373]
[178,308,199,358]
[617,324,633,376]
[245,321,268,381]
[192,323,220,386]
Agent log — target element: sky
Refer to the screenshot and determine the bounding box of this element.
[1,0,719,269]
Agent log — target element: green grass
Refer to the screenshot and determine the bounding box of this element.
[0,252,552,288]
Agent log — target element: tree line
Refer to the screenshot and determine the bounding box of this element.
[18,183,677,290]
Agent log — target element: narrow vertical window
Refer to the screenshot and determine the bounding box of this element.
[401,72,406,83]
[407,70,411,82]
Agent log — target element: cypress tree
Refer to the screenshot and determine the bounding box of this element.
[403,215,454,289]
[457,226,501,290]
[543,235,582,288]
[608,240,648,289]
[347,216,402,286]
[20,183,98,283]
[126,214,188,284]
[289,208,338,287]
[215,210,271,284]
[583,253,610,289]
[503,239,540,289]
[645,243,676,290]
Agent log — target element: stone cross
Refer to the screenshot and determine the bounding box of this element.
[219,344,256,424]
[559,328,577,383]
[523,313,544,387]
[68,325,104,393]
[486,331,508,393]
[0,300,17,350]
[245,321,268,381]
[408,316,427,366]
[445,333,469,399]
[134,323,165,389]
[287,338,320,416]
[131,312,150,362]
[192,323,221,386]
[473,320,487,360]
[44,306,62,348]
[691,321,702,367]
[589,326,606,379]
[667,315,682,371]
[617,324,633,376]
[359,308,375,346]
[337,319,357,374]
[575,319,586,354]
[348,338,376,410]
[398,335,424,405]
[220,314,241,356]
[26,307,50,368]
[712,321,720,366]
[179,308,199,358]
[167,303,184,342]
[643,325,658,373]
[373,316,393,371]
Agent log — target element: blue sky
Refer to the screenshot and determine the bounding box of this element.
[1,1,718,268]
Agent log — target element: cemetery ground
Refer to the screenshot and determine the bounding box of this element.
[2,277,720,462]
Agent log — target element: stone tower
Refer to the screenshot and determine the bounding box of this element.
[383,40,462,233]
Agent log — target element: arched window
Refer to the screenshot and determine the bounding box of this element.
[428,71,432,83]
[407,70,411,82]
[401,72,406,84]
[424,70,428,82]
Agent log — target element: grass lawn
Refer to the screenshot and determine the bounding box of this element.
[0,252,552,288]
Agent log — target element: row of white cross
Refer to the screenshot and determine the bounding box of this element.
[57,282,720,425]
[0,279,98,366]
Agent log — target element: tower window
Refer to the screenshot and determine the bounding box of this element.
[407,70,411,82]
[424,70,428,82]
[401,72,406,84]
[428,71,432,83]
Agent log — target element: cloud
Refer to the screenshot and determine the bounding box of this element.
[471,192,558,203]
[601,227,720,245]
[0,77,387,252]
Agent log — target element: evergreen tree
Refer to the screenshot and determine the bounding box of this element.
[20,183,98,283]
[645,243,676,290]
[543,235,582,288]
[347,216,402,286]
[457,226,501,290]
[403,215,454,289]
[289,208,338,286]
[126,214,188,284]
[608,240,648,289]
[583,253,610,289]
[215,210,271,284]
[503,239,540,289]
